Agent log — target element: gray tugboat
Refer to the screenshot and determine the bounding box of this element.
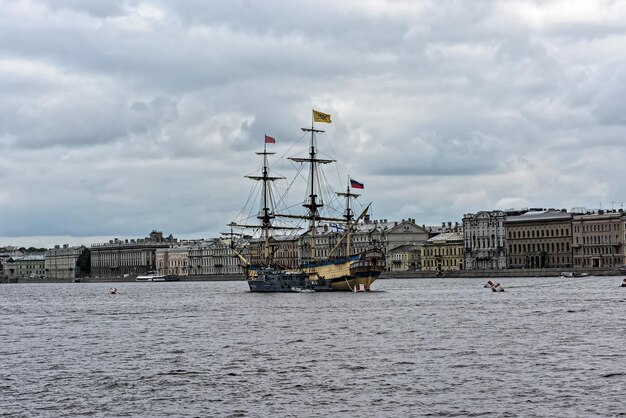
[247,267,333,292]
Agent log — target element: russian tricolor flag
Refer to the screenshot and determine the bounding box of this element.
[350,178,364,189]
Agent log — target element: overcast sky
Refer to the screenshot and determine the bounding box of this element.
[2,0,626,248]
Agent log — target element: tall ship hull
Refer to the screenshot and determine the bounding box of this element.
[246,266,333,292]
[245,249,384,292]
[301,251,384,291]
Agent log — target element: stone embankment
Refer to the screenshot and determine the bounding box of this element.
[383,268,620,279]
[4,268,622,284]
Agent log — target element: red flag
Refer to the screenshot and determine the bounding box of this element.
[350,178,364,189]
[265,135,276,144]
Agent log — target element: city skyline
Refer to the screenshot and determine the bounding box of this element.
[2,1,626,248]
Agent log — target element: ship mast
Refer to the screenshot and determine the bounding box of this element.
[258,142,273,262]
[336,179,360,256]
[289,123,334,261]
[231,140,298,266]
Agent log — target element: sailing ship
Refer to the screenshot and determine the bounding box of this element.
[230,110,385,292]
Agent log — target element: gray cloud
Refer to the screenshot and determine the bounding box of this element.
[2,0,626,245]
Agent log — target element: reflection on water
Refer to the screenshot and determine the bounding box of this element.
[1,277,624,417]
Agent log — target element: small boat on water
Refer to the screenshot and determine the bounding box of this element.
[621,278,626,288]
[135,274,179,282]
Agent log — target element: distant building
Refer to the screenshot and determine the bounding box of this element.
[421,231,464,272]
[91,231,177,277]
[1,247,23,277]
[571,210,624,269]
[45,244,87,279]
[298,224,354,268]
[156,246,190,276]
[245,235,302,269]
[506,209,573,269]
[351,219,389,255]
[349,218,429,269]
[388,244,420,271]
[5,255,46,279]
[383,219,430,254]
[463,210,509,270]
[188,239,245,275]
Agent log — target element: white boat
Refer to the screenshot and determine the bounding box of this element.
[135,274,178,282]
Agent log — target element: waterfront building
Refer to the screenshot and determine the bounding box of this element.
[156,245,190,276]
[351,219,388,254]
[188,239,245,275]
[90,231,177,277]
[307,223,364,259]
[299,216,429,271]
[425,221,462,237]
[5,255,46,279]
[297,220,389,264]
[309,225,347,260]
[246,235,301,269]
[571,210,624,269]
[421,231,464,272]
[463,210,509,270]
[383,219,430,253]
[388,244,420,271]
[506,209,573,269]
[45,245,88,279]
[349,218,429,269]
[233,218,435,270]
[1,247,23,277]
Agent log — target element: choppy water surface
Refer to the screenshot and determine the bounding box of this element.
[1,277,624,417]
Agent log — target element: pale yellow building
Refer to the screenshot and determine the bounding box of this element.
[156,246,189,276]
[421,232,464,272]
[388,244,419,271]
[506,210,572,269]
[571,210,624,269]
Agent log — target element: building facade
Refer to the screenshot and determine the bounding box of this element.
[156,246,190,276]
[1,247,23,278]
[45,245,87,279]
[421,232,464,272]
[5,255,46,279]
[188,239,245,275]
[506,210,573,269]
[383,219,430,255]
[91,231,177,277]
[463,211,508,270]
[571,210,624,269]
[387,244,420,271]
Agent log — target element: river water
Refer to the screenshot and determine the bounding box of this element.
[0,277,624,417]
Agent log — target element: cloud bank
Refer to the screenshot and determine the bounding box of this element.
[2,0,626,246]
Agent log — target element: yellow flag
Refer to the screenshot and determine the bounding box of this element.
[313,109,332,123]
